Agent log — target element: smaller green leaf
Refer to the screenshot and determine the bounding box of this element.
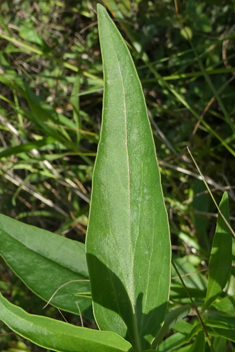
[186,324,202,344]
[203,192,232,311]
[19,24,50,52]
[173,345,192,352]
[158,332,188,352]
[212,294,235,314]
[203,309,235,330]
[0,136,56,159]
[180,27,193,40]
[170,285,206,300]
[173,320,194,335]
[0,214,92,317]
[152,304,191,349]
[188,331,205,352]
[192,179,210,253]
[213,337,226,352]
[210,328,235,343]
[0,293,134,352]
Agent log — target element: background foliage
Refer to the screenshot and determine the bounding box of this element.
[0,0,235,351]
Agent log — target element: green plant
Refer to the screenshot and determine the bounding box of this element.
[0,4,234,352]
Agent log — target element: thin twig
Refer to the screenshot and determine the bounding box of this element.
[187,147,235,239]
[172,260,215,351]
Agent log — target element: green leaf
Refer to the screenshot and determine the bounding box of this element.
[188,331,205,352]
[158,332,188,352]
[213,337,226,352]
[19,24,49,52]
[203,309,235,329]
[174,346,192,352]
[152,304,191,349]
[185,324,202,344]
[180,27,193,40]
[170,285,206,300]
[173,320,194,335]
[192,179,210,253]
[0,293,134,352]
[70,72,81,145]
[202,192,232,311]
[0,136,56,159]
[86,4,171,351]
[0,214,92,318]
[210,328,235,343]
[212,294,235,314]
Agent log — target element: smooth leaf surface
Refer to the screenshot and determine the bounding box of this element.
[173,320,194,335]
[0,293,134,352]
[185,324,203,344]
[203,192,232,311]
[175,346,192,352]
[188,331,205,352]
[0,214,92,317]
[170,285,206,300]
[213,337,226,352]
[152,304,191,349]
[192,179,210,253]
[203,309,235,329]
[158,332,187,352]
[86,4,171,352]
[212,294,235,314]
[210,328,235,342]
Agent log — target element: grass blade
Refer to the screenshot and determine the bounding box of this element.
[70,72,81,145]
[0,136,56,159]
[151,304,191,349]
[202,192,232,311]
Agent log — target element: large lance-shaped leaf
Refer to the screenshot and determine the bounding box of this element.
[202,192,232,311]
[86,4,171,351]
[0,214,92,318]
[0,292,134,352]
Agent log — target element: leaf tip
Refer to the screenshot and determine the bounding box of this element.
[97,3,106,16]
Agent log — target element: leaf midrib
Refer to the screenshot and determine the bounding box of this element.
[109,27,141,352]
